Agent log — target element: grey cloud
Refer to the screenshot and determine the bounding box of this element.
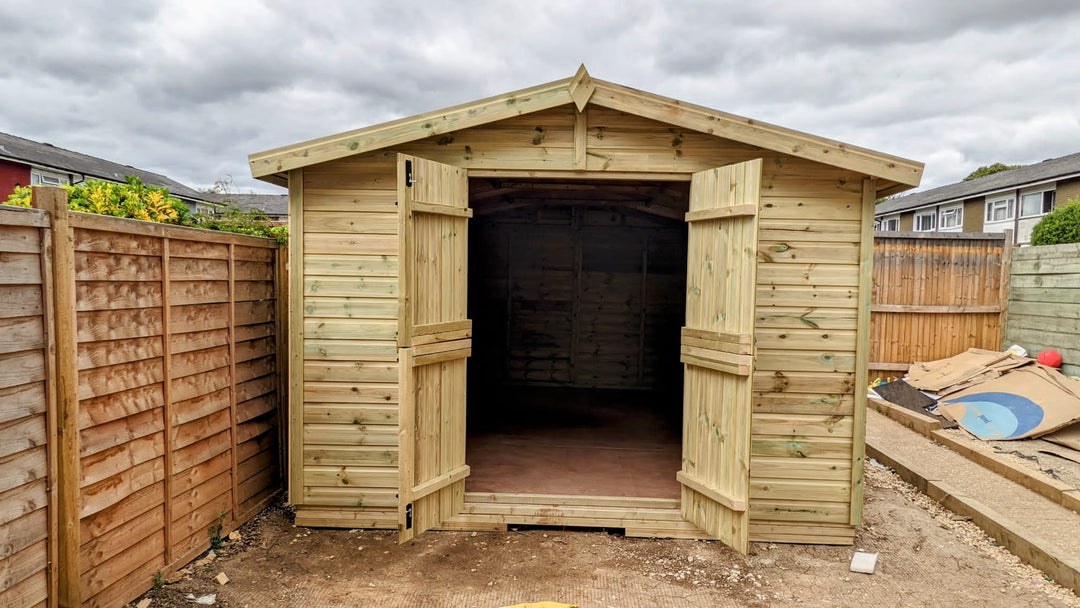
[1,0,1079,193]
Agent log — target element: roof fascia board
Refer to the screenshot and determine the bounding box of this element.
[249,77,576,178]
[587,79,924,187]
[0,153,88,180]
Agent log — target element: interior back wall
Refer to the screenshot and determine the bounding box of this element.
[468,202,686,393]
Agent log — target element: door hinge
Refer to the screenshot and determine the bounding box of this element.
[405,502,413,530]
[405,160,415,187]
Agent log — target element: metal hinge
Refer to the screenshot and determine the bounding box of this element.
[405,160,416,187]
[405,502,413,530]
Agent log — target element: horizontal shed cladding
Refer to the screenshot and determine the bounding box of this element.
[751,158,863,526]
[298,153,400,521]
[292,106,867,539]
[0,217,51,608]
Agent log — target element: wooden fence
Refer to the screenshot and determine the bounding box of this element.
[0,201,57,608]
[0,189,286,608]
[869,231,1011,374]
[1006,242,1080,377]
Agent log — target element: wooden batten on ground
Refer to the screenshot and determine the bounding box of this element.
[0,193,287,608]
[254,66,923,552]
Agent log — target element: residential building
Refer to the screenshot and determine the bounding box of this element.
[207,192,288,223]
[0,131,222,213]
[874,151,1080,244]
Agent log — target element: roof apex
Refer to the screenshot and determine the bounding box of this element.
[249,68,923,189]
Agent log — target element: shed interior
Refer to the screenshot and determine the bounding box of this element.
[464,178,691,498]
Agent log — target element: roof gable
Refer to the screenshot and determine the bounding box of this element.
[249,65,923,190]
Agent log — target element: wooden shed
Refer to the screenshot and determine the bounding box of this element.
[249,66,923,553]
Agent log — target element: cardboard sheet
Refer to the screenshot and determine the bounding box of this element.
[1046,422,1080,451]
[906,348,1031,394]
[936,366,1080,440]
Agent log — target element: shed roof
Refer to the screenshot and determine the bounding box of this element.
[0,131,214,203]
[875,151,1080,216]
[250,66,923,195]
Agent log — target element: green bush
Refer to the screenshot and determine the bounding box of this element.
[189,205,289,245]
[3,178,287,244]
[4,185,32,207]
[4,177,186,223]
[1030,199,1080,246]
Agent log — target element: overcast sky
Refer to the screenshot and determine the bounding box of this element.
[2,0,1079,195]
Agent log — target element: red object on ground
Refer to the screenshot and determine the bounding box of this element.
[1038,350,1063,368]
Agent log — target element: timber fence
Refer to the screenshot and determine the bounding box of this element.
[1006,242,1080,377]
[869,231,1011,375]
[0,188,286,608]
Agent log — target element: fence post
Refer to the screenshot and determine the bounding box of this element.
[34,188,80,608]
[227,244,239,525]
[999,230,1013,350]
[275,245,289,486]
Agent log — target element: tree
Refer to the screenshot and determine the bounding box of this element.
[1030,199,1080,246]
[964,162,1022,181]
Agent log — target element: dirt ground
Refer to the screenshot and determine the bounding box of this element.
[133,465,1080,608]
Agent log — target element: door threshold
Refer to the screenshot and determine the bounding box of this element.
[435,492,709,539]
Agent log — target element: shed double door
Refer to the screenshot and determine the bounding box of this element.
[396,154,473,542]
[678,159,762,555]
[394,154,761,555]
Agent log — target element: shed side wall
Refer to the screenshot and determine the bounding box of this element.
[750,157,862,543]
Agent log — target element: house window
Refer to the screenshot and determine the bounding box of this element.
[879,215,900,231]
[914,210,937,231]
[939,206,962,230]
[1020,190,1055,217]
[30,169,69,186]
[985,197,1015,222]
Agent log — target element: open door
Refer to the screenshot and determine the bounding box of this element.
[678,158,762,555]
[396,154,473,542]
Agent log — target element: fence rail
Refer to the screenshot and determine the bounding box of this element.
[0,188,286,608]
[869,231,1011,374]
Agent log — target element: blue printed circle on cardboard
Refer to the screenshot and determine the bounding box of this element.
[940,392,1044,440]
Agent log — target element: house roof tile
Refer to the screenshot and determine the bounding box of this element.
[876,151,1080,216]
[0,131,213,203]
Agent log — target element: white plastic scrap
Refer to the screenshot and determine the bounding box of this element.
[1006,344,1028,357]
[185,593,217,605]
[850,551,878,574]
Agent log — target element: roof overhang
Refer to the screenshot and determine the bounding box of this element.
[249,65,923,193]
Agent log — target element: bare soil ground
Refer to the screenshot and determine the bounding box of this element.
[132,466,1080,608]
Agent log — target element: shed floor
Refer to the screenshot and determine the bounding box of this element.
[465,387,682,498]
